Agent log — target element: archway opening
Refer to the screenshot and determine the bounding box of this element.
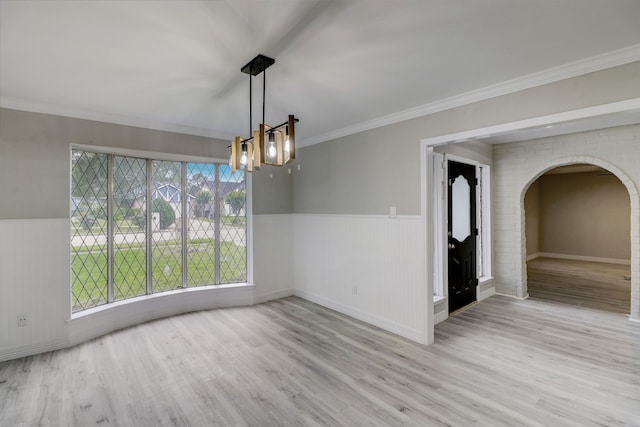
[523,163,631,314]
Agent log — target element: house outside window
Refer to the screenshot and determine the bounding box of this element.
[71,149,247,312]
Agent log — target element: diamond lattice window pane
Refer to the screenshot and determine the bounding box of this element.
[186,163,216,286]
[113,156,147,301]
[71,150,108,312]
[151,160,183,292]
[219,164,247,284]
[71,153,248,311]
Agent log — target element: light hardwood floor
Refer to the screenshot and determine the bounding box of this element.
[527,257,631,314]
[1,265,639,426]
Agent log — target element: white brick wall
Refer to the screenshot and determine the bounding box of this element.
[493,125,640,320]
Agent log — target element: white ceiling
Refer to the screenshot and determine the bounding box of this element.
[1,0,640,146]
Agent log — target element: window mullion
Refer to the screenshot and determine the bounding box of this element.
[181,162,188,288]
[214,164,221,285]
[107,154,114,303]
[146,159,153,295]
[72,151,245,313]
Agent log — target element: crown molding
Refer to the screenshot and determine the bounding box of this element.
[0,96,236,142]
[2,44,639,146]
[300,44,640,147]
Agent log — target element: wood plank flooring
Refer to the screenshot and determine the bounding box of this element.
[1,268,639,426]
[527,257,631,314]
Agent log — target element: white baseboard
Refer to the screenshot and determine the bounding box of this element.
[253,288,294,304]
[477,277,495,302]
[537,252,631,265]
[478,286,496,302]
[527,252,541,261]
[294,289,425,344]
[495,292,530,300]
[432,283,494,325]
[0,339,68,363]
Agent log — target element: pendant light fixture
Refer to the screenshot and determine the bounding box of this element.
[230,54,298,173]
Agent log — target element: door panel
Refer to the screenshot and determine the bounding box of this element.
[448,160,477,312]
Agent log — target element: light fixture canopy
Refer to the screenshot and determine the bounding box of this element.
[230,54,298,173]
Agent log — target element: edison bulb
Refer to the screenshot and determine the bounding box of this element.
[268,144,277,159]
[240,151,248,166]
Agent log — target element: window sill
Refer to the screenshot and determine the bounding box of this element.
[70,283,255,320]
[67,282,256,347]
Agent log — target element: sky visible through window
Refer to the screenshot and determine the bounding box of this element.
[187,163,244,183]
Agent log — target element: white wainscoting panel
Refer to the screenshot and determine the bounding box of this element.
[252,214,295,304]
[293,214,428,344]
[1,216,259,362]
[0,219,71,362]
[1,213,430,361]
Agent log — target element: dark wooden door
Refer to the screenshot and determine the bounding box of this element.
[448,160,477,312]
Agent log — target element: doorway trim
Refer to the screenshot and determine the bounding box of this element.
[420,100,640,344]
[425,150,493,325]
[519,156,639,321]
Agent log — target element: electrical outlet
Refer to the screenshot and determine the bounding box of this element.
[17,313,28,327]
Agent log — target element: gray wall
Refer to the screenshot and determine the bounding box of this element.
[0,108,290,218]
[0,108,294,361]
[292,127,419,215]
[433,141,493,166]
[293,61,640,215]
[1,59,638,357]
[252,167,293,214]
[538,172,631,260]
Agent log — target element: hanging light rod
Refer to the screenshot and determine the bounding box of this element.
[237,118,299,145]
[230,54,298,173]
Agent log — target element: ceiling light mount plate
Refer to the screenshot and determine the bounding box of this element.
[241,54,275,76]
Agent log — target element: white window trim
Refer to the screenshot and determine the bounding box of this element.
[70,144,253,316]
